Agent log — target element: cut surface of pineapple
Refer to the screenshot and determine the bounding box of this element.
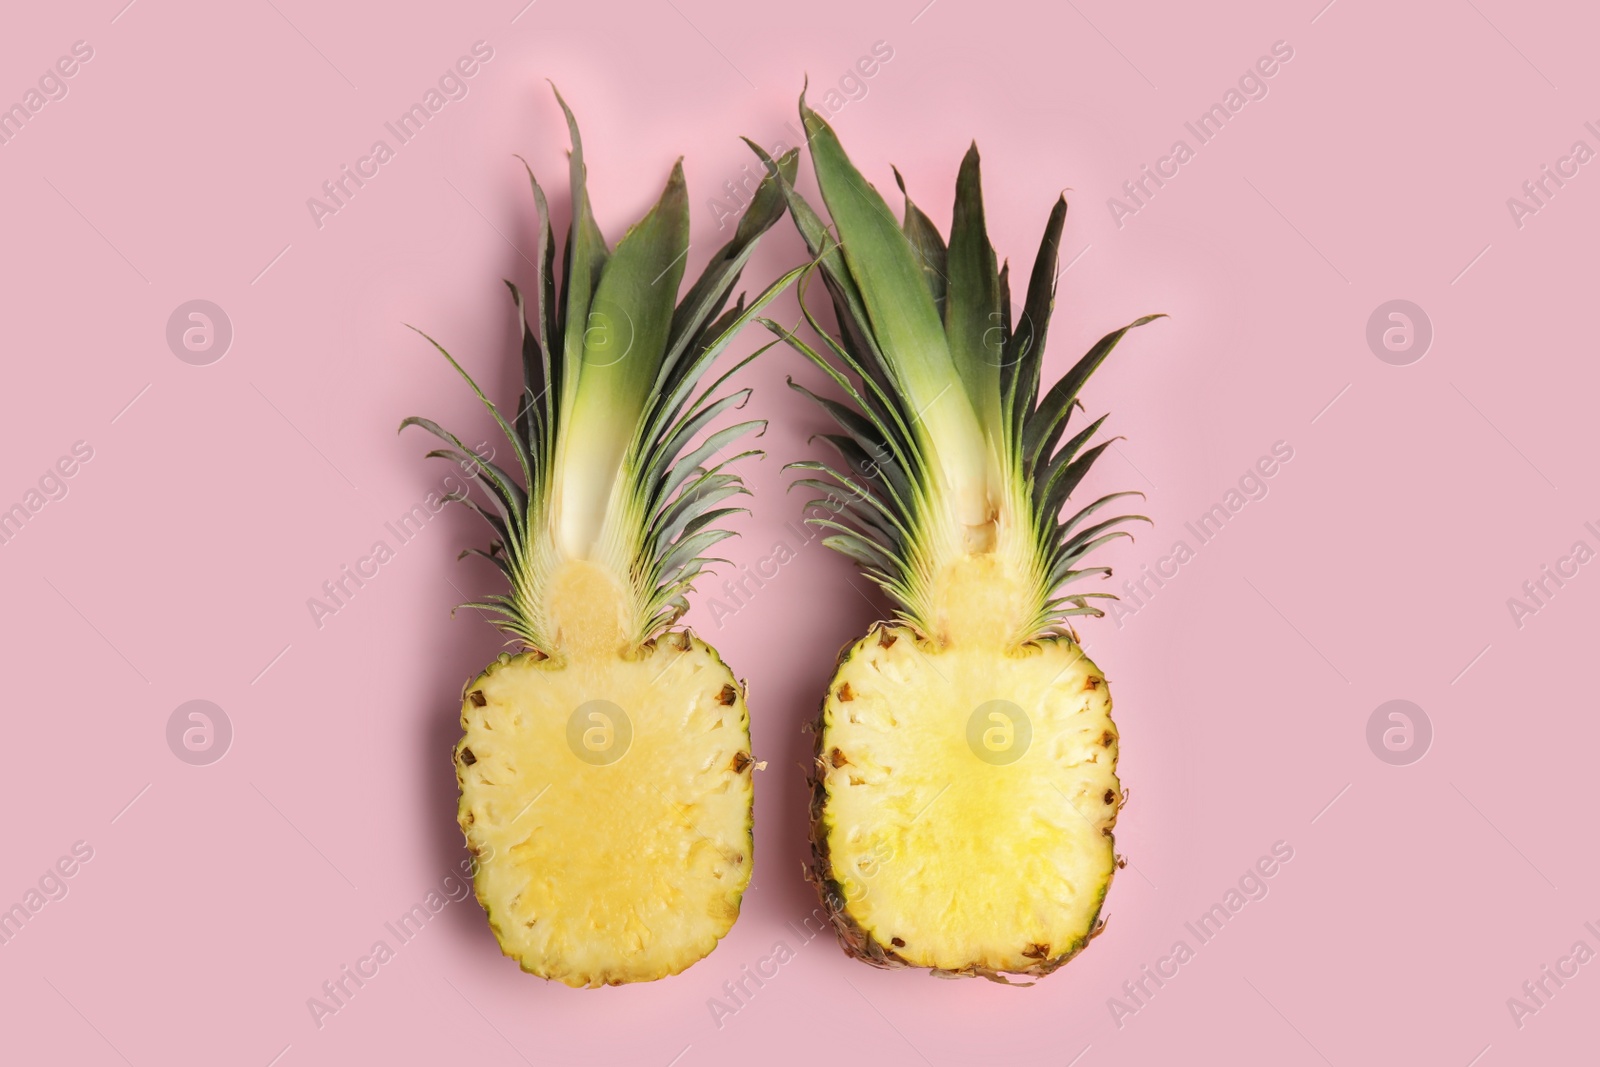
[458,630,753,988]
[817,627,1116,976]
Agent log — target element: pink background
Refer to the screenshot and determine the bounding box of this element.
[2,0,1596,1063]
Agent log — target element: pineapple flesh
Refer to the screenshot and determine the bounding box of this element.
[816,603,1118,976]
[407,91,799,986]
[761,99,1160,981]
[459,633,753,986]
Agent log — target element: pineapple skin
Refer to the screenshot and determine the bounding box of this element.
[806,623,1120,984]
[455,633,755,987]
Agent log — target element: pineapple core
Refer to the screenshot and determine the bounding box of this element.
[545,559,630,659]
[927,552,1036,650]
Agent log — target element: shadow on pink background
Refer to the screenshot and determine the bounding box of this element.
[1,0,1595,1064]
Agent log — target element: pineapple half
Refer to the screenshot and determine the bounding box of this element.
[756,100,1162,982]
[404,92,800,987]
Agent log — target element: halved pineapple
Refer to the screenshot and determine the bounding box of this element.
[757,98,1161,981]
[817,625,1118,976]
[459,632,752,986]
[406,90,799,986]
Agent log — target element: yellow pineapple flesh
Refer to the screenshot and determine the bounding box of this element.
[811,564,1119,978]
[457,588,753,986]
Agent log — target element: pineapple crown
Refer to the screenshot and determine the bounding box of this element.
[402,88,802,653]
[756,95,1163,645]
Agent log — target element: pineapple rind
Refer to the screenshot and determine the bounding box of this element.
[456,635,755,988]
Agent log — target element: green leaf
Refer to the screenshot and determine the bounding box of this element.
[654,420,765,508]
[944,143,1004,436]
[641,264,805,458]
[647,335,771,474]
[1033,413,1108,507]
[408,435,522,531]
[1054,490,1145,543]
[652,392,758,490]
[1046,563,1113,589]
[892,166,948,316]
[584,160,690,379]
[789,474,906,544]
[800,97,993,528]
[1058,514,1150,562]
[557,160,690,559]
[816,528,901,574]
[459,546,515,581]
[553,87,609,417]
[800,99,958,414]
[454,497,511,543]
[786,380,913,511]
[514,159,561,460]
[1006,195,1067,438]
[998,259,1012,341]
[650,478,749,552]
[762,309,919,489]
[1024,315,1164,471]
[404,328,534,508]
[650,449,760,525]
[744,137,890,388]
[1049,530,1135,573]
[658,526,739,577]
[503,280,546,457]
[1038,439,1116,529]
[659,506,748,555]
[668,148,798,372]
